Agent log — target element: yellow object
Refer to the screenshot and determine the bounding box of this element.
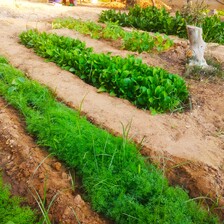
[138,0,171,10]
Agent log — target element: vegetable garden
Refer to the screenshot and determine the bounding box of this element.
[0,1,224,223]
[52,18,174,53]
[0,56,219,223]
[19,29,188,114]
[99,5,224,44]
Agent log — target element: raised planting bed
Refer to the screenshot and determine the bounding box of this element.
[0,56,220,223]
[52,18,174,53]
[19,29,188,114]
[99,5,224,45]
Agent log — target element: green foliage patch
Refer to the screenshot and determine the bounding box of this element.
[52,17,174,53]
[99,6,187,37]
[218,10,224,16]
[99,5,224,44]
[19,29,188,114]
[0,56,219,223]
[0,174,37,224]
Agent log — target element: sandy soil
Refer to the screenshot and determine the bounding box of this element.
[0,0,224,222]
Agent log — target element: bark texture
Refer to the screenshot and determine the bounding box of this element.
[187,25,207,67]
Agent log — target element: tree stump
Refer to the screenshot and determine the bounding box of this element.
[187,25,208,68]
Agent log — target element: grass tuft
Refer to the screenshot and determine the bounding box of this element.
[184,56,224,81]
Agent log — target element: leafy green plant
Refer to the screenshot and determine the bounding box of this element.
[19,30,188,113]
[122,31,173,53]
[0,56,9,64]
[52,17,174,53]
[99,9,130,27]
[122,31,155,53]
[52,18,102,39]
[101,22,125,40]
[99,5,224,44]
[0,175,38,224]
[0,56,219,224]
[202,16,224,44]
[99,6,187,38]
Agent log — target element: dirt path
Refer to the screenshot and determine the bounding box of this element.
[0,0,224,221]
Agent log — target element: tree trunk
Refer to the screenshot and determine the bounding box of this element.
[151,0,155,7]
[186,25,208,67]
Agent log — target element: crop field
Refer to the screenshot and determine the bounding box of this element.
[0,0,223,223]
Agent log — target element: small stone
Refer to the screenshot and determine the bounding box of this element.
[13,125,18,129]
[182,42,188,49]
[74,194,85,207]
[39,173,45,179]
[53,162,62,171]
[23,170,30,177]
[62,172,67,179]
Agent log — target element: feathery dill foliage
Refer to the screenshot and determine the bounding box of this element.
[0,175,38,224]
[19,30,188,114]
[0,56,219,223]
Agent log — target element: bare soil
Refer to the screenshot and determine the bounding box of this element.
[0,0,224,222]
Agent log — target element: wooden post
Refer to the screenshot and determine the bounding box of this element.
[186,25,208,67]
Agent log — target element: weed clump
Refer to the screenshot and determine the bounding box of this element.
[0,175,38,224]
[184,56,224,81]
[180,0,208,26]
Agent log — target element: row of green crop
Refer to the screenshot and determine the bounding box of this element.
[52,18,174,53]
[0,174,38,224]
[99,5,224,44]
[0,56,219,223]
[19,29,188,114]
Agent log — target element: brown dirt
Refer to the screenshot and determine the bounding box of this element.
[0,0,224,222]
